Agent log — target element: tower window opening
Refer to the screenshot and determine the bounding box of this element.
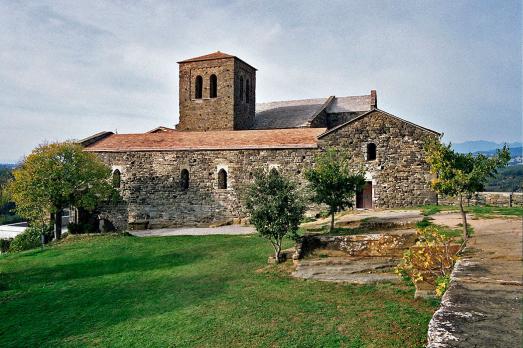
[239,76,244,101]
[210,74,217,98]
[246,79,250,103]
[195,75,203,99]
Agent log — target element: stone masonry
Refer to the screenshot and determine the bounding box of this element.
[83,51,440,230]
[319,110,438,207]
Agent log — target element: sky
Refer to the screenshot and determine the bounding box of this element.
[0,0,521,163]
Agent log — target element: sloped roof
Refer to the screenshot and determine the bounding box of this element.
[326,95,374,113]
[178,51,234,63]
[253,94,375,130]
[177,51,257,70]
[146,126,175,133]
[318,109,440,138]
[84,128,326,152]
[252,97,329,129]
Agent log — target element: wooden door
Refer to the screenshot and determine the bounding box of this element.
[356,181,373,209]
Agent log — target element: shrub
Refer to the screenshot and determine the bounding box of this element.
[9,226,43,252]
[67,222,98,234]
[415,217,433,229]
[244,170,305,262]
[0,239,11,253]
[395,225,460,297]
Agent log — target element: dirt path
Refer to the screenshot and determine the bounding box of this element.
[427,213,522,347]
[129,225,255,237]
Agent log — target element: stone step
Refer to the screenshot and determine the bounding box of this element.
[292,256,402,284]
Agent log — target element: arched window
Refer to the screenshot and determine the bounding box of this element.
[180,169,189,190]
[239,76,244,101]
[367,143,377,161]
[112,169,121,188]
[210,74,217,98]
[245,79,250,103]
[218,169,227,189]
[195,75,203,99]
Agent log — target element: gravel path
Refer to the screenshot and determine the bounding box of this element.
[129,225,256,237]
[427,213,522,347]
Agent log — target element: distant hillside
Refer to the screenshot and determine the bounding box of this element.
[452,141,522,153]
[485,164,523,192]
[475,147,522,157]
[0,164,15,170]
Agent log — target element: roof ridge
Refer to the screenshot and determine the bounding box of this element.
[256,97,329,105]
[317,109,440,138]
[256,93,372,106]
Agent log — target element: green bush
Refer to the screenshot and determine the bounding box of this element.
[67,222,98,234]
[9,226,47,252]
[0,239,11,253]
[10,227,41,252]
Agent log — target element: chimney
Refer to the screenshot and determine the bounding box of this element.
[370,90,377,109]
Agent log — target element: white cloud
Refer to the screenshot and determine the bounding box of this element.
[0,0,520,162]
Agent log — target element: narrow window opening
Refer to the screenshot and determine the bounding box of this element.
[218,169,227,189]
[112,169,121,188]
[367,143,377,161]
[210,74,217,98]
[239,76,244,101]
[195,75,203,99]
[246,79,250,103]
[180,169,189,190]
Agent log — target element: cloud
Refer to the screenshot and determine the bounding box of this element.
[0,0,520,162]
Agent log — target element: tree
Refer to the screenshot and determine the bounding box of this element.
[6,142,117,240]
[305,148,365,232]
[424,139,510,241]
[244,170,306,263]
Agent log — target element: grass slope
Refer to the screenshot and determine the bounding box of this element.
[0,234,437,347]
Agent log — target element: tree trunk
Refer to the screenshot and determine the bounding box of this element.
[274,243,281,263]
[330,212,335,233]
[458,194,468,241]
[54,209,62,240]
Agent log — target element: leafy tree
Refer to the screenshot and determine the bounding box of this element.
[245,170,306,262]
[6,142,117,240]
[305,148,365,232]
[424,139,510,240]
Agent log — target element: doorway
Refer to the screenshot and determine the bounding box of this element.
[356,181,373,209]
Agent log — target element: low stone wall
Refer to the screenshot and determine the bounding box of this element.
[439,192,523,207]
[295,232,418,259]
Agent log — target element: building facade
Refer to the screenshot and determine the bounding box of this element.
[82,52,439,230]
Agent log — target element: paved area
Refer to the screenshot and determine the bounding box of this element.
[129,225,255,237]
[427,213,523,347]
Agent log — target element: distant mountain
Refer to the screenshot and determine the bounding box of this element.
[0,164,15,169]
[475,147,522,157]
[452,141,522,153]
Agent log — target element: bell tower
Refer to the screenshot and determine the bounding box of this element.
[176,51,256,131]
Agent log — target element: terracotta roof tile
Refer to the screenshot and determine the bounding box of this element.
[84,128,326,152]
[178,51,235,63]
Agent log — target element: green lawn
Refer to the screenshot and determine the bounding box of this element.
[0,234,437,347]
[419,204,523,218]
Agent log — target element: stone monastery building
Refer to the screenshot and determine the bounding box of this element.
[82,51,440,230]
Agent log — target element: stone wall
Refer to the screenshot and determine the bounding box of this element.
[96,148,317,230]
[92,110,439,229]
[319,110,439,207]
[438,192,523,207]
[233,59,256,130]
